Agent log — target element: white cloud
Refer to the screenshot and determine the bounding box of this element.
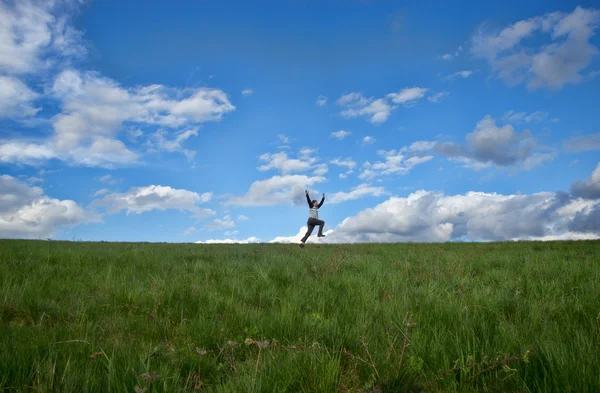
[446,70,473,80]
[68,137,140,168]
[387,87,428,105]
[196,236,260,244]
[563,132,600,152]
[184,226,197,235]
[503,110,549,123]
[328,184,387,204]
[433,115,554,169]
[336,87,429,123]
[339,170,354,179]
[517,232,600,241]
[237,215,248,221]
[330,158,356,170]
[363,136,375,145]
[0,0,86,75]
[0,66,235,168]
[92,185,212,215]
[257,147,327,177]
[27,176,43,184]
[277,134,290,144]
[224,174,326,206]
[258,151,316,175]
[51,69,234,145]
[331,130,351,140]
[570,162,600,199]
[313,163,328,176]
[316,95,327,106]
[206,215,235,230]
[340,96,395,124]
[0,141,57,165]
[438,46,463,61]
[147,128,198,161]
[471,6,600,90]
[98,174,119,185]
[336,92,369,107]
[307,189,600,243]
[0,76,40,117]
[271,166,600,243]
[0,1,237,169]
[195,208,217,218]
[242,89,253,96]
[269,227,334,244]
[360,149,433,179]
[93,188,109,197]
[0,175,99,238]
[428,92,449,103]
[407,141,438,152]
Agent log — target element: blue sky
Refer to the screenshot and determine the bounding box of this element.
[1,0,599,243]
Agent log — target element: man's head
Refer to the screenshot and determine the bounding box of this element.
[312,200,318,207]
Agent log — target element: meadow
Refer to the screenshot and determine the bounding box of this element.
[0,239,599,392]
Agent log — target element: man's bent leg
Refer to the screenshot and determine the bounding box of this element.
[301,222,315,243]
[316,219,325,236]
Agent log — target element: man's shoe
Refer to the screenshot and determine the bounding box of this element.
[318,234,326,237]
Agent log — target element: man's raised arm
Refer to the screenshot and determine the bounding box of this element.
[318,193,325,208]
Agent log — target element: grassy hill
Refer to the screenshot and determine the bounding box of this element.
[1,239,599,392]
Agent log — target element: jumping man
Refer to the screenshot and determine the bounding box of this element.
[300,189,326,247]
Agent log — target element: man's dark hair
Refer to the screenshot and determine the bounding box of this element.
[312,200,317,204]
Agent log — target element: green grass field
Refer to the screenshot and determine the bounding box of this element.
[1,239,599,392]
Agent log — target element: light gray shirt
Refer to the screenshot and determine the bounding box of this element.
[309,207,318,219]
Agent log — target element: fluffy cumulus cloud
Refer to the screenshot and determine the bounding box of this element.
[196,236,260,244]
[206,215,235,230]
[360,148,433,180]
[387,87,428,105]
[332,190,600,242]
[0,76,40,117]
[327,184,387,204]
[338,94,395,124]
[0,0,86,76]
[92,185,213,216]
[331,158,356,179]
[471,6,600,90]
[331,130,351,140]
[146,128,199,161]
[336,87,433,123]
[363,136,375,145]
[224,175,326,206]
[0,141,57,166]
[0,1,236,168]
[258,151,317,175]
[270,163,600,244]
[330,158,356,170]
[257,147,328,176]
[0,71,235,167]
[570,162,600,199]
[275,191,599,244]
[432,115,555,170]
[0,175,99,238]
[270,227,334,244]
[227,145,334,206]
